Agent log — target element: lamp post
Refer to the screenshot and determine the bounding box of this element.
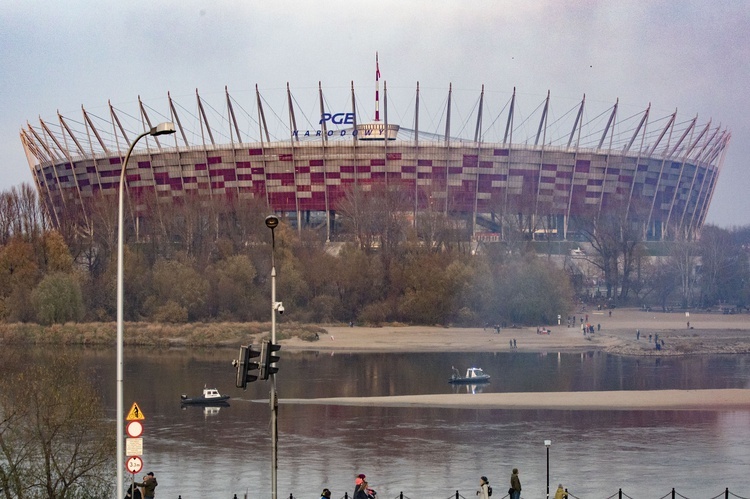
[544,440,551,499]
[116,123,175,499]
[265,214,280,499]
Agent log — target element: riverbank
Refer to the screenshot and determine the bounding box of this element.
[1,308,748,356]
[282,308,750,356]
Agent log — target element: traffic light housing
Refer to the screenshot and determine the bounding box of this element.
[259,340,281,380]
[233,344,261,389]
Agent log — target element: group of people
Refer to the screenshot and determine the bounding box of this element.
[125,471,158,499]
[476,468,567,499]
[476,469,522,499]
[319,473,376,499]
[127,469,566,498]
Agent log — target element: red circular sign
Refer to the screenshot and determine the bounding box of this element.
[126,456,143,474]
[126,421,143,438]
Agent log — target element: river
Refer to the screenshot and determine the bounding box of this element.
[32,347,750,498]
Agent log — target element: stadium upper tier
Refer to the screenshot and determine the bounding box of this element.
[20,83,730,240]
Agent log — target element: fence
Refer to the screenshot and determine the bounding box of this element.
[176,488,750,499]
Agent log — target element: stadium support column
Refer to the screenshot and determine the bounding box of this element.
[444,83,452,215]
[533,91,550,238]
[318,82,331,242]
[414,82,420,228]
[56,114,91,228]
[664,116,697,238]
[350,81,360,229]
[21,125,61,228]
[685,126,721,236]
[645,111,676,240]
[564,95,585,240]
[502,88,516,240]
[472,85,484,239]
[624,105,650,224]
[674,121,710,238]
[286,83,302,232]
[596,100,618,223]
[695,132,730,230]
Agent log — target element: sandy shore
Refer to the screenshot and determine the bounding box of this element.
[281,307,750,356]
[281,389,750,411]
[278,308,750,410]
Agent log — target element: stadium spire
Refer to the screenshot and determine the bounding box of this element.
[375,52,381,122]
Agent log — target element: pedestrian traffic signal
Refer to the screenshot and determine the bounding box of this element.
[233,344,261,389]
[259,340,281,380]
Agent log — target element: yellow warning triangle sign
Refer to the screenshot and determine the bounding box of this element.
[126,402,145,421]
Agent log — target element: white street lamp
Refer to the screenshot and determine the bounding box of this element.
[116,123,175,499]
[545,440,552,499]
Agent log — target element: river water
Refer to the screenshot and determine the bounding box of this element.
[40,347,750,498]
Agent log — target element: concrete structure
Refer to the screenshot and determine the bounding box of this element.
[20,82,730,241]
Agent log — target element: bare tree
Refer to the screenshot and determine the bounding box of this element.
[0,354,114,498]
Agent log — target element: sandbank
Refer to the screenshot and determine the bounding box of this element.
[281,389,750,411]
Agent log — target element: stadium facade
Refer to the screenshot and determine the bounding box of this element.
[20,78,730,242]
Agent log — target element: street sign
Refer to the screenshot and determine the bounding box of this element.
[126,456,143,474]
[126,421,143,438]
[126,437,143,457]
[126,402,145,421]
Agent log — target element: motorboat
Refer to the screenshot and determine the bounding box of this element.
[448,367,490,384]
[180,387,230,405]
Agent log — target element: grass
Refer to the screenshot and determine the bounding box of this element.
[0,321,328,347]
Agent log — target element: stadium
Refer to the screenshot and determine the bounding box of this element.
[20,75,730,242]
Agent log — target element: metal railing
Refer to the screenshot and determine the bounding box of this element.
[175,487,750,499]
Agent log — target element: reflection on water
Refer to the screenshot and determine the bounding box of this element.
[10,347,750,498]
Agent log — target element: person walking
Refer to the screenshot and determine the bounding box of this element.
[476,476,490,499]
[135,472,157,499]
[509,468,521,499]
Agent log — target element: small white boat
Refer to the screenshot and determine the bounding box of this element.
[180,386,230,405]
[448,367,491,384]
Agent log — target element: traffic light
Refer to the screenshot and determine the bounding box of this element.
[259,340,281,380]
[233,344,260,389]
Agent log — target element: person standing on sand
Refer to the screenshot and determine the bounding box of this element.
[509,468,521,499]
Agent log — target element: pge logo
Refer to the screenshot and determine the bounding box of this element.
[319,113,355,125]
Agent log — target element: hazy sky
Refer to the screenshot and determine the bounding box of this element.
[2,0,748,227]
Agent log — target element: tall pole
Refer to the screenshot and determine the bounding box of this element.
[116,123,174,499]
[545,440,551,499]
[265,215,280,499]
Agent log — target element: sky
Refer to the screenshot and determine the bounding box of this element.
[2,0,748,227]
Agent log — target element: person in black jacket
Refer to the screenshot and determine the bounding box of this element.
[509,468,521,499]
[354,474,368,499]
[125,483,142,499]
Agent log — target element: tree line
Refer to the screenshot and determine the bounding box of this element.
[0,183,747,327]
